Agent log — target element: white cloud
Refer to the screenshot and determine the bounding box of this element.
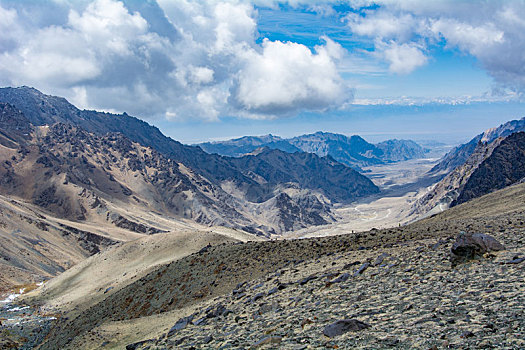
[430,19,504,57]
[2,0,525,120]
[379,41,427,74]
[0,0,352,120]
[344,0,525,92]
[346,11,418,42]
[232,38,350,116]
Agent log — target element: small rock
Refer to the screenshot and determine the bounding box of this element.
[192,317,207,326]
[323,319,370,338]
[168,315,194,337]
[251,336,282,349]
[298,275,317,286]
[373,253,389,266]
[504,256,525,264]
[125,339,154,350]
[198,244,211,254]
[343,261,360,269]
[460,330,475,338]
[329,273,350,284]
[354,262,370,276]
[202,335,213,344]
[206,303,230,318]
[252,292,265,303]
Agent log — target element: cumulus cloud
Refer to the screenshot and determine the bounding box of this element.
[346,11,418,42]
[2,0,525,120]
[232,37,349,116]
[379,41,427,74]
[0,0,351,120]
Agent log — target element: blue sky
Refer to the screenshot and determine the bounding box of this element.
[1,0,524,145]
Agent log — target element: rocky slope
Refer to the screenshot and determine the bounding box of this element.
[413,117,525,215]
[430,116,525,175]
[0,88,381,226]
[198,131,427,170]
[0,119,362,237]
[453,131,525,206]
[411,137,504,215]
[0,90,380,290]
[0,87,377,205]
[16,181,525,349]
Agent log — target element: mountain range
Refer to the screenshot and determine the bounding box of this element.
[0,87,381,289]
[198,131,428,170]
[0,89,381,235]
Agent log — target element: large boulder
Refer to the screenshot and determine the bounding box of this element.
[323,319,370,338]
[451,232,505,266]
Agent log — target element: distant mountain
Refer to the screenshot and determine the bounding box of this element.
[0,87,379,238]
[430,116,525,175]
[228,147,379,203]
[453,132,525,206]
[199,135,300,157]
[376,139,427,162]
[198,131,427,170]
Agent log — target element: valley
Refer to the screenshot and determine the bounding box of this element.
[291,156,445,237]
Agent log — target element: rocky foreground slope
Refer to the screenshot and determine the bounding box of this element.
[6,182,523,349]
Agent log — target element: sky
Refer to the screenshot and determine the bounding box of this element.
[1,0,525,145]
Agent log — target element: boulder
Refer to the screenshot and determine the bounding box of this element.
[451,232,504,266]
[323,319,370,338]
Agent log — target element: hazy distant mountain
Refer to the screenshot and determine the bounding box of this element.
[198,131,427,170]
[375,139,427,162]
[199,135,301,157]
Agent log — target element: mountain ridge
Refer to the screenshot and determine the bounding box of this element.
[198,131,428,170]
[412,116,525,215]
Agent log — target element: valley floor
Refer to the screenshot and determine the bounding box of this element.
[291,157,443,238]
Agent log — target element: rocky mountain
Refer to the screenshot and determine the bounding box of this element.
[0,88,381,231]
[0,87,378,206]
[453,131,525,206]
[197,131,427,170]
[430,116,525,175]
[0,89,379,291]
[412,139,500,215]
[228,148,378,203]
[375,139,426,162]
[413,118,525,215]
[198,135,301,157]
